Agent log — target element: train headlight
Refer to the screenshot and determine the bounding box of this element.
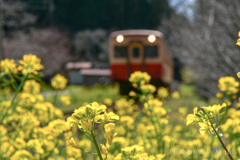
[148,34,156,43]
[116,35,124,43]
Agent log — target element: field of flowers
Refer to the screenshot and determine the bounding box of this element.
[0,34,240,160]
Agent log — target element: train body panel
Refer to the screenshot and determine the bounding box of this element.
[111,63,163,81]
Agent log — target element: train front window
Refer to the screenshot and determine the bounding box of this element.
[114,46,128,58]
[144,46,158,57]
[132,47,140,58]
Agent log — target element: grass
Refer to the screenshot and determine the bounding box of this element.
[46,83,124,114]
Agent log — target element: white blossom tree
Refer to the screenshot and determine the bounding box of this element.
[159,0,240,97]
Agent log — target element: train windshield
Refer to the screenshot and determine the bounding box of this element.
[144,46,158,57]
[114,46,158,58]
[114,46,128,58]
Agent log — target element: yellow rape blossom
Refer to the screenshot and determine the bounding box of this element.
[51,74,68,90]
[66,146,82,159]
[95,111,119,123]
[66,101,119,155]
[22,80,41,94]
[60,95,71,106]
[215,92,224,98]
[186,103,226,126]
[18,93,36,108]
[156,154,166,160]
[10,150,34,160]
[144,99,166,117]
[104,123,117,145]
[120,116,134,128]
[114,98,136,116]
[101,144,108,155]
[236,38,240,46]
[186,107,198,126]
[103,98,113,107]
[140,84,156,94]
[69,137,80,149]
[129,71,151,86]
[237,102,240,108]
[198,122,214,135]
[79,139,92,152]
[48,119,70,134]
[237,31,240,45]
[129,90,136,97]
[112,137,129,148]
[114,145,155,160]
[237,72,240,79]
[203,103,226,117]
[171,91,180,99]
[157,87,169,98]
[14,138,26,150]
[0,58,18,73]
[27,139,44,154]
[218,76,239,95]
[18,54,43,75]
[104,123,115,132]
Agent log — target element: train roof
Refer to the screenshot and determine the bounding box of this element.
[109,30,164,39]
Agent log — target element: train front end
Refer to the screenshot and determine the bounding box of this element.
[109,30,174,94]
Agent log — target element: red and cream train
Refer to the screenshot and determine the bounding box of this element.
[109,30,174,94]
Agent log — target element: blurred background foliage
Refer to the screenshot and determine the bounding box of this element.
[0,0,240,98]
[23,0,173,30]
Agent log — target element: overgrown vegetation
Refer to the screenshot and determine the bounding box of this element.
[1,47,240,159]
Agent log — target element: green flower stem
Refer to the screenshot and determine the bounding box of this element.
[210,122,234,160]
[53,90,58,105]
[44,135,60,160]
[0,72,28,124]
[11,71,21,81]
[150,118,161,153]
[201,108,234,160]
[9,73,17,90]
[95,123,104,137]
[104,154,108,160]
[90,130,103,160]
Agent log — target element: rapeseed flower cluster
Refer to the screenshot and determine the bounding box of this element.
[157,87,169,99]
[129,71,151,87]
[0,55,91,160]
[66,102,119,159]
[237,72,240,79]
[18,54,43,75]
[171,91,180,99]
[22,80,41,94]
[114,145,157,160]
[115,98,138,116]
[67,102,119,133]
[221,108,240,137]
[51,74,68,90]
[60,95,71,106]
[2,50,240,160]
[186,103,226,127]
[129,71,158,104]
[218,76,239,95]
[215,75,240,107]
[103,98,113,107]
[0,58,18,73]
[143,99,166,117]
[236,31,240,46]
